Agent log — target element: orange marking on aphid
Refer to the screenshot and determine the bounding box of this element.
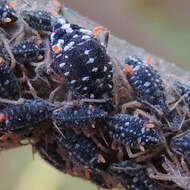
[7,1,17,7]
[98,154,106,163]
[146,123,155,129]
[0,57,4,64]
[0,113,6,121]
[50,11,58,17]
[92,26,105,36]
[146,56,154,66]
[3,18,12,23]
[85,168,91,179]
[0,133,14,141]
[124,65,133,74]
[52,45,61,54]
[139,145,145,152]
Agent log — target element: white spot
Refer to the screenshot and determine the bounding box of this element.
[82,76,89,81]
[108,84,112,89]
[144,81,151,87]
[62,23,73,33]
[73,34,79,38]
[84,50,90,55]
[83,86,88,90]
[64,41,75,51]
[90,94,95,98]
[59,62,66,68]
[81,35,90,40]
[103,66,107,72]
[87,58,94,64]
[79,29,92,35]
[64,72,69,76]
[71,80,76,84]
[92,67,98,72]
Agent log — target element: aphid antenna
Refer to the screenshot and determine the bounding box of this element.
[80,98,110,104]
[52,121,65,138]
[0,97,25,105]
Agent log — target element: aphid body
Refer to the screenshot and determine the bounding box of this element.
[0,99,54,132]
[125,56,168,113]
[51,17,113,101]
[54,129,106,169]
[21,10,53,31]
[1,40,44,63]
[52,104,108,129]
[0,58,20,100]
[109,161,169,190]
[0,1,17,25]
[107,114,162,148]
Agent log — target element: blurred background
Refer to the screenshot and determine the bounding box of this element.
[1,0,190,190]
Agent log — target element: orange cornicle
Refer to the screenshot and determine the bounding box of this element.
[50,11,58,17]
[92,26,105,36]
[146,123,155,129]
[85,168,91,179]
[3,18,12,23]
[146,55,154,66]
[0,57,4,64]
[52,45,61,54]
[0,113,6,121]
[7,1,17,7]
[124,65,133,74]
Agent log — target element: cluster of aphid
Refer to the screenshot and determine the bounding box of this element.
[0,1,190,190]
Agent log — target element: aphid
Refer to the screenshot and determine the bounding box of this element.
[0,57,20,100]
[170,131,190,158]
[109,161,169,190]
[54,128,106,169]
[0,99,54,133]
[0,1,17,25]
[21,10,53,31]
[52,104,108,129]
[124,56,168,114]
[107,114,162,148]
[51,17,113,101]
[173,80,190,109]
[1,40,44,63]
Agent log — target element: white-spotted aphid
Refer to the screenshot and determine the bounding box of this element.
[52,104,108,129]
[124,56,168,114]
[21,10,53,32]
[54,128,106,170]
[109,161,169,190]
[107,114,163,149]
[1,40,44,63]
[50,17,113,101]
[0,99,54,133]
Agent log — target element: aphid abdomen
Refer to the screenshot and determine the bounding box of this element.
[0,99,54,132]
[170,132,190,158]
[54,129,106,169]
[107,114,162,147]
[21,10,53,31]
[109,161,168,190]
[125,56,168,113]
[52,104,108,129]
[2,40,44,63]
[0,59,20,100]
[0,1,17,25]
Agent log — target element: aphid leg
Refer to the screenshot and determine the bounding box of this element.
[91,136,113,154]
[52,121,65,138]
[49,85,63,101]
[126,145,146,158]
[121,101,142,113]
[98,128,109,147]
[104,31,110,49]
[117,146,124,161]
[134,109,160,125]
[169,93,187,111]
[22,72,38,98]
